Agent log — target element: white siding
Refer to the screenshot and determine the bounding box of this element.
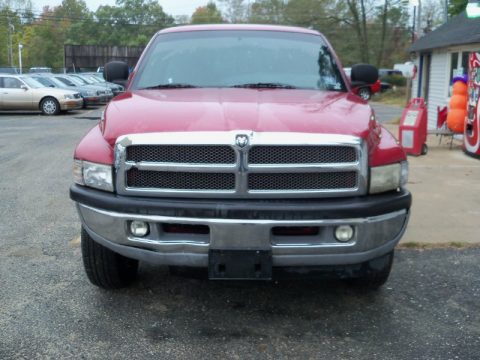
[426,51,449,130]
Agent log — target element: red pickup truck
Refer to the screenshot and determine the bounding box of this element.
[70,25,411,290]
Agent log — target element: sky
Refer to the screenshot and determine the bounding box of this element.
[29,0,208,17]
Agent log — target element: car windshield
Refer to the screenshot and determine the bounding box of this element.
[20,76,44,88]
[86,76,102,83]
[68,76,87,85]
[133,30,346,91]
[46,76,67,87]
[70,75,90,85]
[55,76,76,86]
[34,77,54,87]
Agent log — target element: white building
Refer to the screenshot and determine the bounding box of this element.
[409,12,480,130]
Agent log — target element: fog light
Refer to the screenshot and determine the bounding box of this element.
[130,221,149,237]
[334,225,354,242]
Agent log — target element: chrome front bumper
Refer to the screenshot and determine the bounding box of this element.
[76,203,409,267]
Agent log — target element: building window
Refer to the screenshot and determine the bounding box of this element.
[449,52,459,84]
[462,51,471,73]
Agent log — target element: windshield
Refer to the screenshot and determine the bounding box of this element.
[20,76,44,88]
[87,75,103,83]
[133,30,346,91]
[46,76,68,88]
[55,76,76,86]
[33,77,54,87]
[71,75,91,85]
[67,75,87,85]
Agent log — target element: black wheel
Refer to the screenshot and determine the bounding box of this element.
[348,251,394,290]
[81,227,139,289]
[421,143,428,155]
[40,97,60,115]
[358,87,371,101]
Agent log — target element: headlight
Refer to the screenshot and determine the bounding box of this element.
[81,91,96,97]
[64,94,74,99]
[73,160,113,192]
[369,161,408,194]
[96,90,102,96]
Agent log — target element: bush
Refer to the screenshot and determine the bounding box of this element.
[381,74,407,87]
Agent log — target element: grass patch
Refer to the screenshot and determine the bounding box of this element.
[397,241,480,250]
[372,86,408,107]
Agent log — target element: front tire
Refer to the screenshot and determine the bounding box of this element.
[358,87,372,101]
[40,97,60,115]
[81,227,139,289]
[348,251,394,290]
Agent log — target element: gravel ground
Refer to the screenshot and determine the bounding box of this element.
[370,103,403,124]
[1,109,479,359]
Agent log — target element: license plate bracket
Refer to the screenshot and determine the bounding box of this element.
[208,249,272,280]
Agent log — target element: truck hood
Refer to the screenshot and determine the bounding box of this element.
[103,88,373,145]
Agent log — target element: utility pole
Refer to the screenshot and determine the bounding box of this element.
[18,44,23,74]
[417,0,422,38]
[7,19,14,67]
[412,5,416,43]
[445,0,449,23]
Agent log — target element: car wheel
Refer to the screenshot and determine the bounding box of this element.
[40,97,60,115]
[358,87,371,101]
[81,227,139,289]
[348,251,394,290]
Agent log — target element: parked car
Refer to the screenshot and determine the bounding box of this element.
[379,68,403,77]
[29,67,52,74]
[344,67,381,100]
[0,67,19,74]
[61,74,113,103]
[30,74,101,108]
[71,25,411,290]
[69,73,121,96]
[79,73,124,95]
[0,74,82,115]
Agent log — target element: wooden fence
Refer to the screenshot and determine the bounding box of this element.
[64,45,145,71]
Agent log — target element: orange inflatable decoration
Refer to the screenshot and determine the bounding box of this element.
[447,80,468,133]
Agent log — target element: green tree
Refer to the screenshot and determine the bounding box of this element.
[191,2,224,24]
[249,0,285,24]
[448,0,468,17]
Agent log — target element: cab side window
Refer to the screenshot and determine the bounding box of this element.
[3,77,23,89]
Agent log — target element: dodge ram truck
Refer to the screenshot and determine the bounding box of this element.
[70,25,411,289]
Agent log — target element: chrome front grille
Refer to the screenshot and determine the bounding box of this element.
[249,145,357,164]
[115,131,368,199]
[248,172,358,191]
[126,145,235,164]
[127,169,236,190]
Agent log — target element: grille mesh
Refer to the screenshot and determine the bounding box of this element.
[127,169,235,190]
[249,146,357,164]
[248,172,358,191]
[126,145,235,164]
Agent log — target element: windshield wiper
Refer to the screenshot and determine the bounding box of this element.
[139,83,198,90]
[231,82,297,89]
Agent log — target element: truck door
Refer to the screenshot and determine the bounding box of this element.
[0,77,33,110]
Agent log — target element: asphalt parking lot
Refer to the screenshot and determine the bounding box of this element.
[1,108,480,359]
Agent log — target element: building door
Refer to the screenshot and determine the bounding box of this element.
[422,53,431,100]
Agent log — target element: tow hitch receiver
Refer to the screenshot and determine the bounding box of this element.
[208,250,272,280]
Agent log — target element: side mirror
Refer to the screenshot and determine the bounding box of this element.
[104,61,129,87]
[350,64,379,87]
[21,84,28,91]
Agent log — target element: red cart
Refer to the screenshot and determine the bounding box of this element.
[399,98,428,156]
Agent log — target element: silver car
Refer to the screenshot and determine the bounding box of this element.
[0,75,83,115]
